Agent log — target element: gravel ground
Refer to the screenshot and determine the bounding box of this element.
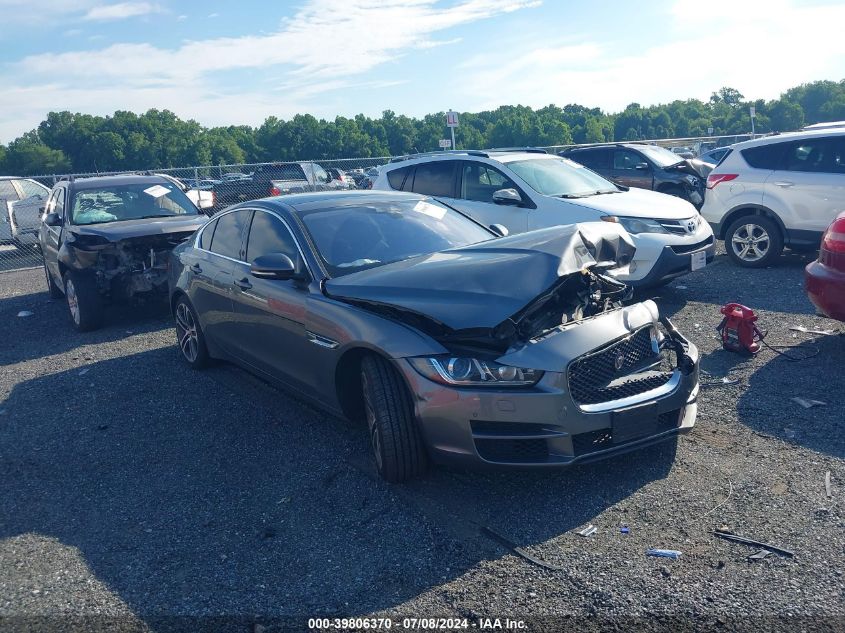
[0,246,843,633]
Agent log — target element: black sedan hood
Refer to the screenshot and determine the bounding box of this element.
[68,215,207,241]
[324,223,634,335]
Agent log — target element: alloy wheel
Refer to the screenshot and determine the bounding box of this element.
[731,223,770,263]
[65,278,80,325]
[175,302,199,363]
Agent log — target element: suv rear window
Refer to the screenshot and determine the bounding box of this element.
[387,166,412,191]
[741,143,786,170]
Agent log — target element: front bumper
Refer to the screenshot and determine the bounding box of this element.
[397,325,699,469]
[626,236,715,287]
[806,260,845,322]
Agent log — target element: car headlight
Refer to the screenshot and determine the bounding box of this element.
[602,216,669,235]
[408,356,543,387]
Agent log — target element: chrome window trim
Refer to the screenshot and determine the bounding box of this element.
[194,206,314,278]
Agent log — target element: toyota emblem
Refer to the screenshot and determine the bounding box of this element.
[686,219,697,233]
[614,351,625,371]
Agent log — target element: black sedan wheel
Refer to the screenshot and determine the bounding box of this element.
[361,355,427,483]
[63,271,102,332]
[175,296,209,369]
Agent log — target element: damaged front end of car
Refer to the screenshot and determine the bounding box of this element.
[325,222,699,466]
[59,230,196,301]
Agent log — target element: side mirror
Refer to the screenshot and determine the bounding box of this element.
[634,162,650,171]
[250,253,306,281]
[489,224,509,237]
[492,188,523,206]
[44,212,62,227]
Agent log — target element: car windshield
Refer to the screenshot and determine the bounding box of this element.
[506,157,619,198]
[638,145,683,167]
[298,198,494,277]
[70,182,199,226]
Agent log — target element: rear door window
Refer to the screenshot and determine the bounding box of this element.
[16,179,48,199]
[571,149,610,169]
[781,139,831,173]
[741,143,786,170]
[209,209,250,260]
[198,219,216,250]
[410,161,456,197]
[613,149,646,170]
[0,181,20,201]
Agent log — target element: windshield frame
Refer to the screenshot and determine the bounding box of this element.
[294,197,496,278]
[68,181,200,226]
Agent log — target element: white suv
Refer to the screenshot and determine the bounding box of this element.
[702,129,845,267]
[373,149,714,287]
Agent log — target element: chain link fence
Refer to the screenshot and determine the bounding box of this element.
[1,134,751,274]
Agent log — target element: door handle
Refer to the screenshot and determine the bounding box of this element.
[772,181,794,188]
[190,263,202,274]
[234,278,252,290]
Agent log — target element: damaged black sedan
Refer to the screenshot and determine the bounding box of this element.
[40,175,208,331]
[168,191,699,482]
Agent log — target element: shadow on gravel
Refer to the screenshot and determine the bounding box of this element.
[735,335,845,458]
[0,287,171,367]
[0,346,677,624]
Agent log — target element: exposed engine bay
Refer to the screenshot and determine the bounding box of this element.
[60,230,195,301]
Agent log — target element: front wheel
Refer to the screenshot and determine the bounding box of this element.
[361,355,427,483]
[725,215,783,268]
[63,271,103,332]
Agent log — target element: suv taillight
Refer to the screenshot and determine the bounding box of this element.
[270,186,281,196]
[822,217,845,254]
[706,173,738,190]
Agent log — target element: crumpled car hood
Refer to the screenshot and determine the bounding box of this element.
[666,158,714,179]
[68,215,207,241]
[324,222,634,333]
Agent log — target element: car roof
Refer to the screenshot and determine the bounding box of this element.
[731,128,845,150]
[61,174,174,191]
[235,190,429,214]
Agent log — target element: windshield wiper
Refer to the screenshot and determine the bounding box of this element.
[557,192,595,199]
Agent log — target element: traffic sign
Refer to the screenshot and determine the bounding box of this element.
[446,111,459,128]
[439,139,452,149]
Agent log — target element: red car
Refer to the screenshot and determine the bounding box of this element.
[806,212,845,321]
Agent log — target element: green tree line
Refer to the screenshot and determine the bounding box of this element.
[2,79,844,176]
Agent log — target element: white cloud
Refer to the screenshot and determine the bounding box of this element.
[454,1,845,115]
[83,2,162,21]
[1,0,540,141]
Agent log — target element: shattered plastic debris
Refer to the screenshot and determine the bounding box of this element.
[78,368,90,376]
[647,549,681,560]
[713,528,794,558]
[791,397,826,409]
[17,311,33,318]
[783,428,797,440]
[825,471,832,498]
[702,376,739,388]
[789,325,837,336]
[748,550,772,561]
[620,524,630,534]
[577,525,597,537]
[675,285,688,290]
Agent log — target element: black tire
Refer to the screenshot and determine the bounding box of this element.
[724,215,784,268]
[361,355,427,483]
[62,271,103,332]
[174,295,210,369]
[44,260,62,299]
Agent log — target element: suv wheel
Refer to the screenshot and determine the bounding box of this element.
[63,271,103,331]
[725,215,783,268]
[361,355,427,483]
[174,296,210,368]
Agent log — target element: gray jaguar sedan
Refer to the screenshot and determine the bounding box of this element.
[168,191,699,482]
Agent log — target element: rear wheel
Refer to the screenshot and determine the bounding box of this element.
[361,355,427,483]
[63,271,103,332]
[175,296,210,369]
[725,215,783,268]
